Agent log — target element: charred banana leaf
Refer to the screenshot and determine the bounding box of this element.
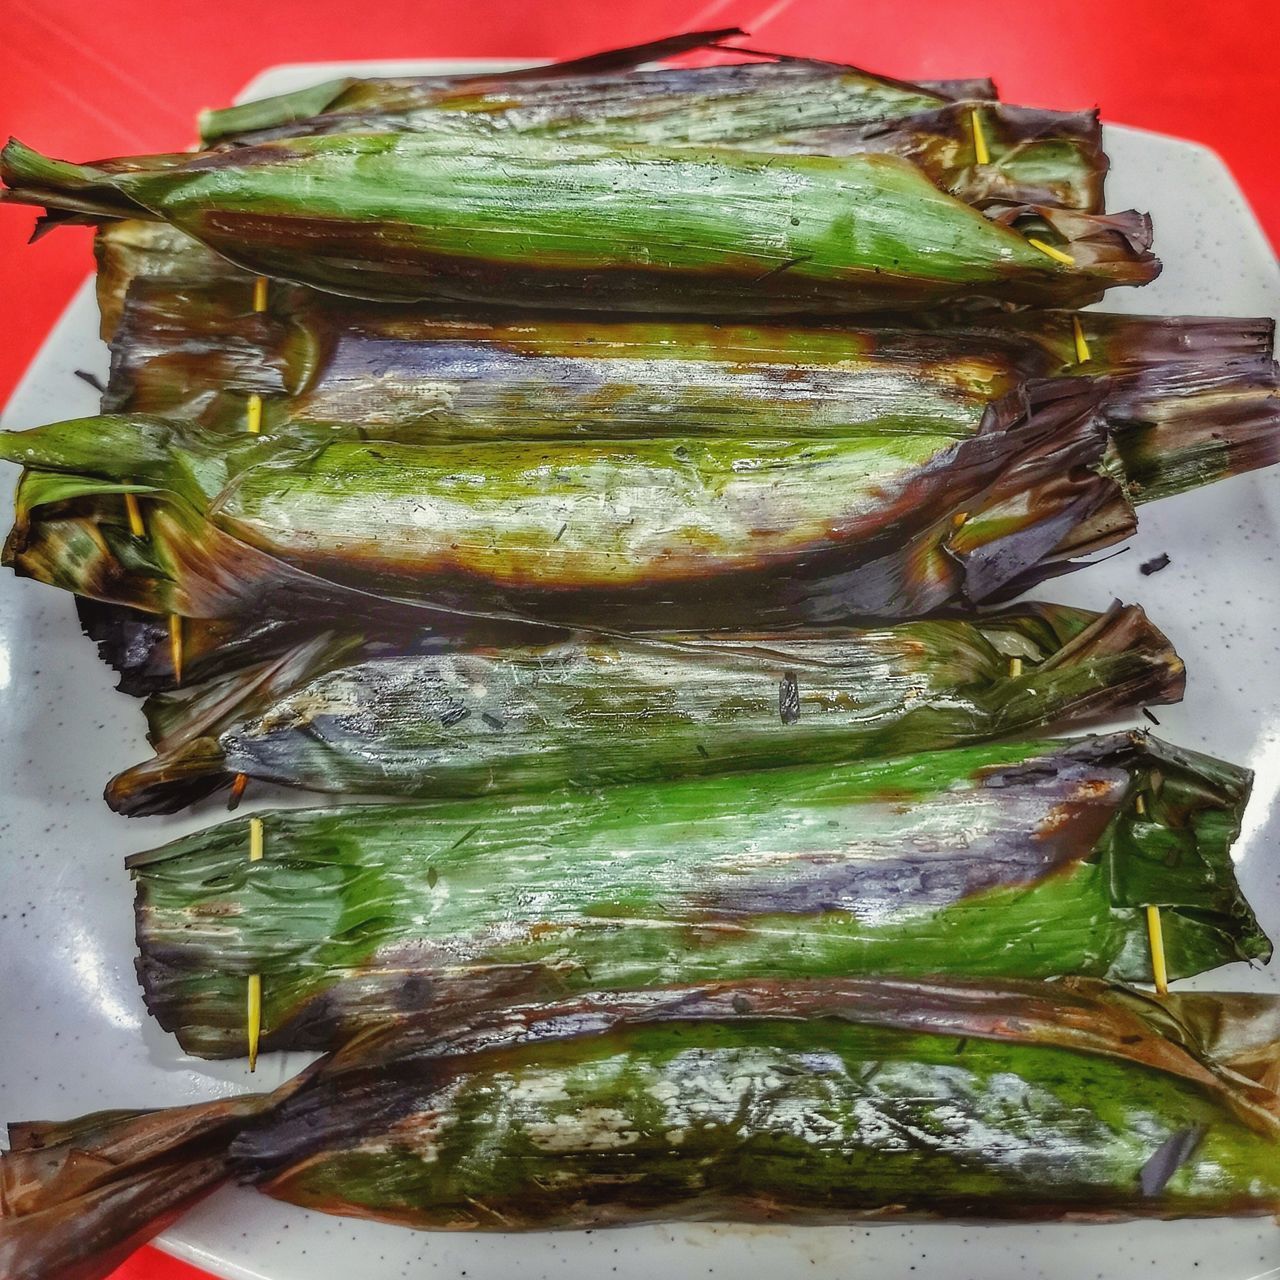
[101,271,1279,466]
[129,732,1266,1057]
[3,367,1276,628]
[105,601,1184,815]
[7,978,1280,1280]
[0,136,1155,313]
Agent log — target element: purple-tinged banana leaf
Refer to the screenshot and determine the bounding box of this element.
[7,979,1280,1280]
[128,731,1265,1057]
[105,601,1184,815]
[4,366,1277,629]
[0,135,1155,313]
[197,39,993,147]
[100,272,1278,451]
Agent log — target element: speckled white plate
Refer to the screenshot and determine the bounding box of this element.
[1,60,1279,1280]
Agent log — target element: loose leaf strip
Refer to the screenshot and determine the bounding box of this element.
[0,136,1157,313]
[196,29,759,143]
[103,601,1186,814]
[5,979,1280,1280]
[197,36,988,147]
[127,731,1265,1057]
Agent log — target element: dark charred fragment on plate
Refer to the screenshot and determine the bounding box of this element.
[1141,553,1171,575]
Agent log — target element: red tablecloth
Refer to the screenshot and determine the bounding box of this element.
[1,1,1275,1276]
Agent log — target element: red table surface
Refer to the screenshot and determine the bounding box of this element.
[0,1,1275,1276]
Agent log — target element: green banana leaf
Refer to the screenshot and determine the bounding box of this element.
[7,978,1280,1280]
[105,601,1184,815]
[0,134,1156,313]
[129,731,1266,1057]
[199,48,1103,213]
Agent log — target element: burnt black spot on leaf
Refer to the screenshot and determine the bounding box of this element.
[779,671,800,724]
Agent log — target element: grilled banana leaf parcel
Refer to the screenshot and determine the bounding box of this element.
[203,78,1104,213]
[129,732,1266,1057]
[3,369,1277,628]
[101,271,1279,451]
[195,35,1102,212]
[106,601,1184,815]
[8,980,1280,1280]
[0,136,1155,313]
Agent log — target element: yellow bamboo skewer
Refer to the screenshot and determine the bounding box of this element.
[969,107,990,166]
[123,492,145,537]
[244,276,271,1070]
[1072,314,1092,364]
[1026,237,1075,266]
[247,275,268,434]
[246,816,265,1070]
[1147,904,1169,996]
[168,614,183,685]
[120,465,181,695]
[1133,792,1169,994]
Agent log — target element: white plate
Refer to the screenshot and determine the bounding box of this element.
[1,61,1279,1280]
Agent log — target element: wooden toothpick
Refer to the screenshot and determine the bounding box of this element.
[969,107,990,166]
[1133,792,1168,994]
[1072,314,1092,364]
[123,492,145,537]
[246,276,268,434]
[168,614,183,685]
[1027,237,1075,266]
[247,815,265,1070]
[1146,903,1169,996]
[244,277,271,1071]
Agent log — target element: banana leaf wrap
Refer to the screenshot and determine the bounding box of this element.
[8,979,1280,1280]
[128,731,1266,1057]
[104,601,1184,815]
[4,357,1278,628]
[100,271,1279,456]
[199,65,1102,213]
[0,136,1155,313]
